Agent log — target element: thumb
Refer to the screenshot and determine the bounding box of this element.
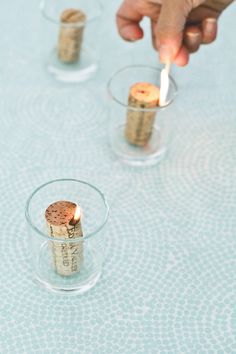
[156,0,192,63]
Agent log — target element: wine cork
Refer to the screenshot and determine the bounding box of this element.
[58,8,86,63]
[45,201,83,276]
[125,82,160,147]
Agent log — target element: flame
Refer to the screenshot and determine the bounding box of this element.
[159,64,170,107]
[73,205,81,221]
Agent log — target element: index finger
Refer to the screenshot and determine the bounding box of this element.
[116,1,144,41]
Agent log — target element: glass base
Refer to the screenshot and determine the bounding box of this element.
[46,47,97,83]
[34,241,102,295]
[110,124,166,167]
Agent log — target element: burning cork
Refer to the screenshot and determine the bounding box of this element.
[58,8,86,63]
[125,82,160,147]
[45,201,83,276]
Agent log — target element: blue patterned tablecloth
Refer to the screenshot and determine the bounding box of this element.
[1,0,236,353]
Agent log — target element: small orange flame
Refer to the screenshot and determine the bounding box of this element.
[74,205,81,221]
[159,65,170,107]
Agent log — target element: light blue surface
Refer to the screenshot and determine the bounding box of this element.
[1,0,236,353]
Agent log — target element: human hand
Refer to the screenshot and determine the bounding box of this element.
[116,0,233,66]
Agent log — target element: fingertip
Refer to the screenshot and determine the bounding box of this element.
[184,26,202,53]
[174,46,189,66]
[119,25,144,42]
[202,18,217,44]
[158,44,174,64]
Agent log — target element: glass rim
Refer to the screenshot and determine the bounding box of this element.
[25,178,109,242]
[40,0,102,27]
[107,64,178,112]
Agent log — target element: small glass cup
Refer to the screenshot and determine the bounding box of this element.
[107,65,178,166]
[40,0,102,82]
[25,179,109,295]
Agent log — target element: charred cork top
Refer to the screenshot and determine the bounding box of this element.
[129,83,160,108]
[60,8,86,24]
[45,201,79,226]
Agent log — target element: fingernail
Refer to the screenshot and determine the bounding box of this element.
[159,45,173,64]
[185,31,201,46]
[185,31,201,38]
[204,18,217,34]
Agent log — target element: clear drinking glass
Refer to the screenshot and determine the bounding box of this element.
[40,0,102,82]
[107,65,178,166]
[25,179,109,295]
